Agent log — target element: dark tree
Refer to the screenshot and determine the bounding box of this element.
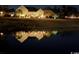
[58,5,78,19]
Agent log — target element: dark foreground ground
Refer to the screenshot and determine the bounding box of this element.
[0,31,79,54]
[1,17,79,32]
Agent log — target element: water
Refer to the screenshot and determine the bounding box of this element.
[0,31,79,54]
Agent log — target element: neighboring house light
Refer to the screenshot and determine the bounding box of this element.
[65,14,78,19]
[65,16,68,18]
[11,14,14,17]
[0,32,4,36]
[0,11,4,16]
[53,15,58,19]
[52,31,58,35]
[70,15,75,19]
[10,13,14,17]
[0,11,3,14]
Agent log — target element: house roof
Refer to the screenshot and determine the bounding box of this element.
[43,9,56,16]
[16,5,38,11]
[16,5,28,11]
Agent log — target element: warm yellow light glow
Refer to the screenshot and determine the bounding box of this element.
[65,14,78,19]
[15,31,58,43]
[18,14,26,18]
[16,31,28,43]
[52,31,58,35]
[0,32,4,36]
[70,16,75,19]
[25,16,31,18]
[15,31,51,43]
[20,14,25,17]
[38,14,45,19]
[10,14,14,17]
[0,11,3,14]
[0,11,4,16]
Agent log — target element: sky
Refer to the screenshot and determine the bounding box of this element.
[8,5,79,10]
[9,5,58,9]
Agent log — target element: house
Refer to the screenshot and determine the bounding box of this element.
[15,6,45,18]
[15,5,28,18]
[0,7,7,17]
[0,11,5,16]
[65,14,79,19]
[43,9,58,19]
[0,6,14,17]
[4,8,15,17]
[8,9,15,17]
[36,8,45,18]
[15,5,58,19]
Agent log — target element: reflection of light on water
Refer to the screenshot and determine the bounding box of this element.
[0,32,4,40]
[52,31,58,35]
[15,31,58,43]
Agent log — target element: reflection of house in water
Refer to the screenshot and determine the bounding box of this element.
[15,31,58,43]
[15,5,58,19]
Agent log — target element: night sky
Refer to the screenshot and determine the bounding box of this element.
[8,5,79,10]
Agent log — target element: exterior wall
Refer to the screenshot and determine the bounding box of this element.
[27,12,38,18]
[36,9,45,18]
[53,15,58,19]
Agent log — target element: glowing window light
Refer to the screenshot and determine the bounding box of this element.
[10,14,14,17]
[21,14,24,16]
[38,14,45,18]
[69,14,76,19]
[0,11,4,16]
[17,14,26,18]
[0,11,3,14]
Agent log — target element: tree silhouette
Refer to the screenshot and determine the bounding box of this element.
[58,5,78,18]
